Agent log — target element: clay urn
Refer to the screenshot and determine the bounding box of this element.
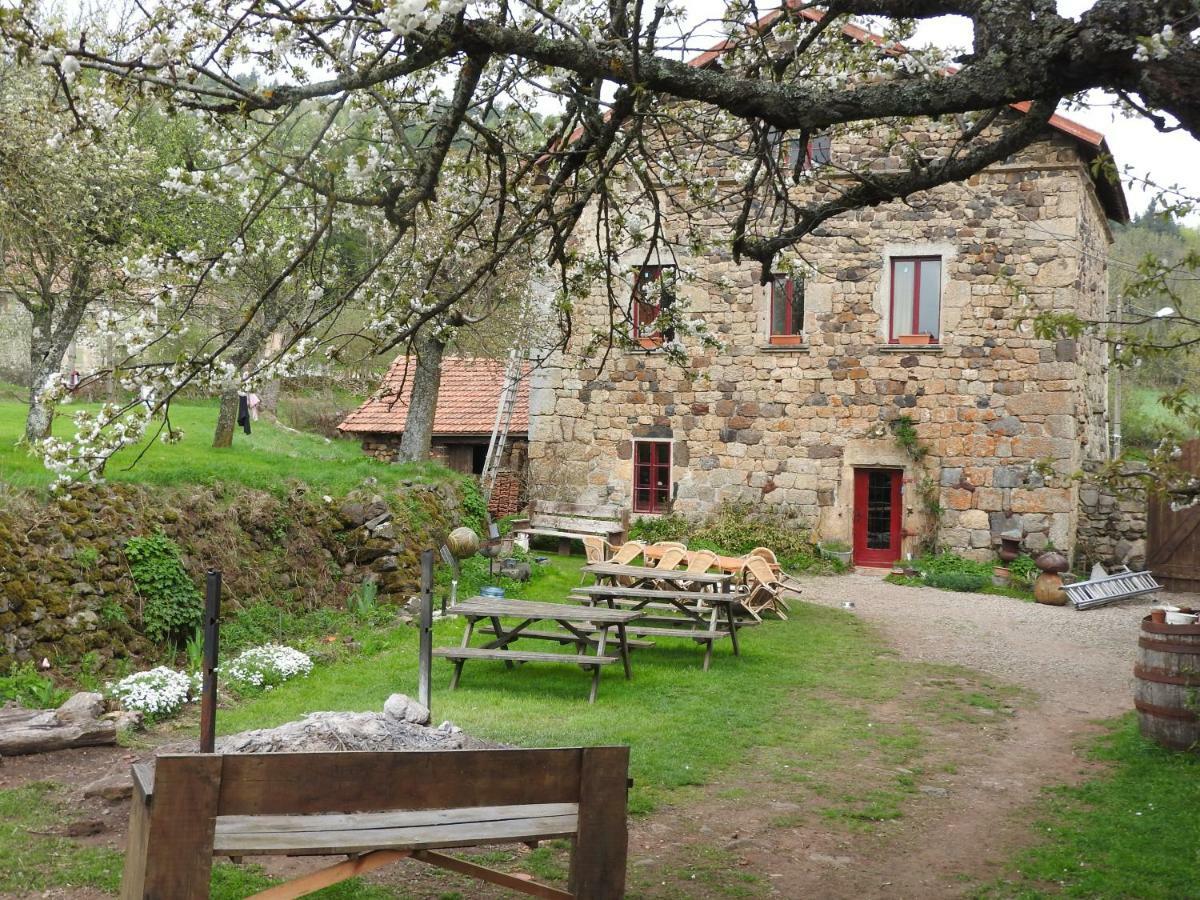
[1033,572,1068,605]
[997,530,1022,563]
[1034,551,1069,574]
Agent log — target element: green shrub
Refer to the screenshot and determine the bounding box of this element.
[631,502,833,573]
[925,571,989,592]
[916,552,993,579]
[347,580,379,621]
[0,663,69,708]
[457,477,489,535]
[99,599,128,626]
[628,514,691,545]
[1007,553,1039,583]
[221,602,348,654]
[124,530,203,645]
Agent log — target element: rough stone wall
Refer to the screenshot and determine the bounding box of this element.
[529,124,1116,562]
[0,295,31,385]
[0,480,468,673]
[358,433,528,517]
[1075,461,1148,571]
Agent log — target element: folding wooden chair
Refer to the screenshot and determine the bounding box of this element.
[738,556,794,621]
[649,546,686,589]
[612,541,647,586]
[653,546,687,571]
[746,547,805,592]
[679,549,718,597]
[582,536,615,565]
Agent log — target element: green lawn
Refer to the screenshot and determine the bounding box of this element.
[218,557,981,817]
[0,400,442,495]
[9,556,1190,898]
[1122,385,1199,449]
[982,716,1200,899]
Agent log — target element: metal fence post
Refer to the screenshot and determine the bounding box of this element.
[418,549,434,711]
[199,570,222,753]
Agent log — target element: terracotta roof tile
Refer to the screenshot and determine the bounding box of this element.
[339,356,530,437]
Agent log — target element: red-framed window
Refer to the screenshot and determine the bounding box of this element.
[889,256,942,342]
[633,265,676,341]
[633,440,672,514]
[770,274,804,339]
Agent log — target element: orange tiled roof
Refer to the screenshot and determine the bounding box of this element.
[339,356,530,437]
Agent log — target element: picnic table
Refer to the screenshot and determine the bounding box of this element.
[580,562,735,591]
[435,597,644,703]
[575,583,744,671]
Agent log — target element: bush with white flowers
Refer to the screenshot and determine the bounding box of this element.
[107,666,192,719]
[224,644,313,694]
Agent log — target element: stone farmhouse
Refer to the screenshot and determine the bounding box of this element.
[340,356,531,517]
[527,13,1130,565]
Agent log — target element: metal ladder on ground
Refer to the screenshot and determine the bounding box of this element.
[480,351,524,506]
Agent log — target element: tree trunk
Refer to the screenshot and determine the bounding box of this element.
[24,375,54,444]
[212,388,240,448]
[0,693,117,756]
[395,332,446,463]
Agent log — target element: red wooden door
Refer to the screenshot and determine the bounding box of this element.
[854,468,903,567]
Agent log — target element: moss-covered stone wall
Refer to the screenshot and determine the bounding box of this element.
[0,477,473,673]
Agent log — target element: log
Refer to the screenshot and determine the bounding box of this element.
[0,692,117,756]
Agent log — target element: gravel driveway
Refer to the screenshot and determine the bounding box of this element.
[792,570,1179,717]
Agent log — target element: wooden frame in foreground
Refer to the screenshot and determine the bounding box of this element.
[120,746,629,900]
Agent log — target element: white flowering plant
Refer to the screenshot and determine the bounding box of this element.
[224,645,314,695]
[107,667,192,721]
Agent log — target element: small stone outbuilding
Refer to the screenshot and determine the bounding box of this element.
[339,356,530,516]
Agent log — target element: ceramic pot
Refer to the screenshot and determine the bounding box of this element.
[998,536,1022,563]
[1034,572,1067,605]
[992,566,1010,588]
[1035,551,1069,574]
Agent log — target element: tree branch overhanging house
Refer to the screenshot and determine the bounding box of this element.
[525,14,1131,567]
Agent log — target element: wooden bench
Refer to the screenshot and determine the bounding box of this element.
[120,747,630,899]
[512,501,629,553]
[478,625,657,650]
[433,646,620,673]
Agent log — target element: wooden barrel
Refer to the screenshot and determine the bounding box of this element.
[1135,616,1200,752]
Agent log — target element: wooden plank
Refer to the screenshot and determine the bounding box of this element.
[215,814,580,855]
[246,850,410,900]
[449,597,645,622]
[514,527,625,540]
[528,513,628,535]
[131,761,155,799]
[210,749,591,816]
[140,754,223,900]
[414,848,571,899]
[581,563,733,585]
[530,500,626,519]
[413,849,573,899]
[574,585,740,603]
[118,767,152,900]
[433,648,618,665]
[621,627,728,640]
[217,803,579,835]
[477,626,655,649]
[569,746,629,900]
